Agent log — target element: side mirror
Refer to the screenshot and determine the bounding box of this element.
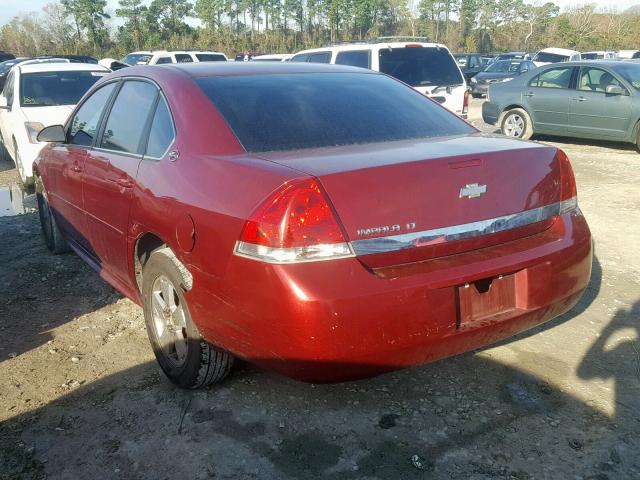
[37,124,66,143]
[606,85,627,96]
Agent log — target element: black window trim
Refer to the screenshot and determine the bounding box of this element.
[141,92,177,161]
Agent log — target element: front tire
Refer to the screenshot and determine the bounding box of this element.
[37,184,70,254]
[142,248,234,389]
[501,108,533,140]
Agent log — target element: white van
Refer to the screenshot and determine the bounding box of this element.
[290,42,469,117]
[532,48,581,67]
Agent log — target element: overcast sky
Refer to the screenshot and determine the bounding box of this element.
[1,0,638,26]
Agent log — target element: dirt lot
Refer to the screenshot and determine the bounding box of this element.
[1,99,639,480]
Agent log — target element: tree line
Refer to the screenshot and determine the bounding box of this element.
[1,0,639,59]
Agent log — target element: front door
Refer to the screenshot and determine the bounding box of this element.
[569,66,632,139]
[45,82,118,253]
[82,80,158,284]
[524,65,575,135]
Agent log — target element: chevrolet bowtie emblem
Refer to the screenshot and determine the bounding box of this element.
[459,183,487,199]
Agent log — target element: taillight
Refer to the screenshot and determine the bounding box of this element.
[557,149,578,214]
[462,89,469,115]
[235,179,354,263]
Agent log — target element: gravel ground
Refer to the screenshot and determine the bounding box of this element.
[0,99,639,479]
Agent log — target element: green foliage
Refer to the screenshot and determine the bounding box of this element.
[0,0,639,58]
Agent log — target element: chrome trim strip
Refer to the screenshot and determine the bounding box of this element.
[351,201,564,256]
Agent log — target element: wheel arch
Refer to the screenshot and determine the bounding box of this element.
[134,232,167,293]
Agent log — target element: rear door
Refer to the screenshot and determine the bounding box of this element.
[569,66,632,139]
[524,65,576,135]
[44,81,118,253]
[82,79,158,284]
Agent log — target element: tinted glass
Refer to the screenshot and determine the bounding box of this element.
[122,53,152,65]
[69,82,116,146]
[530,67,573,89]
[0,60,21,75]
[581,53,601,60]
[100,81,157,154]
[4,71,14,105]
[175,54,193,63]
[196,54,226,62]
[155,56,172,64]
[533,52,569,63]
[197,73,474,153]
[145,96,175,158]
[613,63,640,90]
[486,60,519,73]
[307,52,331,63]
[290,54,309,63]
[20,70,106,107]
[379,47,464,87]
[335,50,370,69]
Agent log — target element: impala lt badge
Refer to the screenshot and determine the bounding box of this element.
[459,183,487,199]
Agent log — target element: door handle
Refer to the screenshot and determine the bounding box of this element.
[524,92,535,97]
[112,177,134,189]
[572,96,587,102]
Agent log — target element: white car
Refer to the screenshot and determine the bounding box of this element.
[581,51,617,60]
[290,41,469,117]
[251,54,293,62]
[532,48,581,67]
[121,50,228,66]
[0,62,109,185]
[617,50,640,60]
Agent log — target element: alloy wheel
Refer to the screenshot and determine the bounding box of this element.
[150,275,189,367]
[503,113,525,137]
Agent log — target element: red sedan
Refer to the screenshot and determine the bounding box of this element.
[34,63,592,388]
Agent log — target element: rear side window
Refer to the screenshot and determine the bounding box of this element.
[175,54,193,63]
[155,56,172,64]
[145,96,175,158]
[197,73,474,153]
[100,81,157,154]
[379,47,464,87]
[529,67,573,89]
[307,52,331,63]
[290,54,309,63]
[68,82,117,146]
[196,54,226,62]
[335,50,370,69]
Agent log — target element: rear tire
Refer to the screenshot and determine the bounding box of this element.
[501,108,533,140]
[142,248,234,389]
[37,183,70,254]
[635,122,640,153]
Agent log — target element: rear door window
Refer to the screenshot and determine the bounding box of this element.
[68,82,117,146]
[100,81,158,154]
[379,47,464,87]
[335,50,371,69]
[307,52,332,63]
[195,54,226,62]
[290,53,309,63]
[529,67,574,89]
[175,54,193,63]
[155,56,172,64]
[144,96,175,158]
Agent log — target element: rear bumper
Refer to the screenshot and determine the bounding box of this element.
[482,101,501,125]
[187,211,592,382]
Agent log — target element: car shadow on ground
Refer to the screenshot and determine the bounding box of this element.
[532,135,638,152]
[1,302,638,479]
[0,213,119,362]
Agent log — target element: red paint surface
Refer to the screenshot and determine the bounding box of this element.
[35,63,593,382]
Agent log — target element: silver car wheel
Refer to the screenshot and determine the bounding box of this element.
[504,113,525,137]
[150,274,189,367]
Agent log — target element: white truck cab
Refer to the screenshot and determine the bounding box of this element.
[291,41,469,117]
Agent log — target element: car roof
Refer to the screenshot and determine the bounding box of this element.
[120,62,377,79]
[539,60,631,68]
[128,50,226,55]
[537,47,580,56]
[18,62,110,74]
[293,42,449,55]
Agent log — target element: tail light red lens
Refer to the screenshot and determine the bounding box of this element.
[235,179,354,263]
[462,90,469,115]
[557,149,578,214]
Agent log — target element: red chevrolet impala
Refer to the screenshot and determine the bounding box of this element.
[33,62,592,388]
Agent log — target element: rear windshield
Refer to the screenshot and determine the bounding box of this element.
[197,73,474,153]
[533,52,569,63]
[20,71,106,107]
[581,53,602,60]
[379,47,464,87]
[122,53,152,65]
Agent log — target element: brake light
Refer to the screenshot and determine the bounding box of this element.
[462,89,469,115]
[235,179,354,263]
[557,149,578,214]
[405,44,423,48]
